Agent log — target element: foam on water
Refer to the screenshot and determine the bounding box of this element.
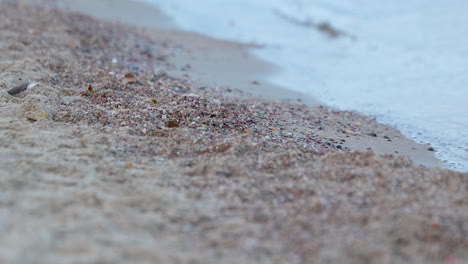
[139,0,468,171]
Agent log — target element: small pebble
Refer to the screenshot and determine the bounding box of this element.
[7,83,28,95]
[345,129,361,136]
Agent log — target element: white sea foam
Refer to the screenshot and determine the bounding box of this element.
[139,0,468,171]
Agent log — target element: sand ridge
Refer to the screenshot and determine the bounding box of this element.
[0,2,467,263]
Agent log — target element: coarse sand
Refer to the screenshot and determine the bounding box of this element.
[0,1,467,264]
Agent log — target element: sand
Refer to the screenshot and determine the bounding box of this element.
[0,1,467,263]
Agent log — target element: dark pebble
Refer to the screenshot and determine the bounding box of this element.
[428,147,434,151]
[368,133,377,137]
[7,83,28,95]
[336,145,342,149]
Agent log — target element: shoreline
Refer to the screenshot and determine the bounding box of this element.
[24,0,443,168]
[139,0,468,172]
[1,1,466,263]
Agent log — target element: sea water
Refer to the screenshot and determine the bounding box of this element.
[139,0,468,172]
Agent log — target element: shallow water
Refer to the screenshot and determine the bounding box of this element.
[139,0,468,171]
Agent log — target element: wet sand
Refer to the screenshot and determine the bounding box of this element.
[0,1,467,263]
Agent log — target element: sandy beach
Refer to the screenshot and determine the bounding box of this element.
[0,1,467,263]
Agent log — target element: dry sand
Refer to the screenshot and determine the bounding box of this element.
[0,1,467,264]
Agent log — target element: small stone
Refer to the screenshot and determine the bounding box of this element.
[26,116,38,122]
[122,73,137,84]
[167,120,179,128]
[428,147,435,151]
[345,129,361,136]
[7,83,28,95]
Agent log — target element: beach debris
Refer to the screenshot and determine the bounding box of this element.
[273,9,314,28]
[167,120,179,128]
[122,73,137,84]
[151,99,158,104]
[7,82,38,95]
[81,85,95,96]
[368,132,378,137]
[317,22,341,38]
[251,81,260,85]
[428,147,435,151]
[273,9,346,38]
